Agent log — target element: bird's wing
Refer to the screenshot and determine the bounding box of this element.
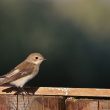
[0,61,36,85]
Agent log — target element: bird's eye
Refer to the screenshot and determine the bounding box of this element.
[35,57,38,59]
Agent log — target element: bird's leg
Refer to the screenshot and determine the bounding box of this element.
[20,87,27,95]
[21,87,31,95]
[17,87,22,94]
[16,87,26,95]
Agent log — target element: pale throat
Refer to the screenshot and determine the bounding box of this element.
[32,60,43,65]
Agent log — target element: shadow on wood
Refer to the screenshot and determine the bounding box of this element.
[2,87,39,95]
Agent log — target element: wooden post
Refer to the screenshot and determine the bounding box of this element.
[0,95,64,110]
[0,87,110,110]
[65,98,98,110]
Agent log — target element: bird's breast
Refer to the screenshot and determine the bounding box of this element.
[10,74,36,87]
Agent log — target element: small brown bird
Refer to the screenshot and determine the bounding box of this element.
[0,53,45,88]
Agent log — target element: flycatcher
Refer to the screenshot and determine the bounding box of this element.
[0,53,45,88]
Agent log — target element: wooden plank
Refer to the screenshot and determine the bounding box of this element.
[65,97,98,110]
[1,87,110,110]
[25,96,64,110]
[0,95,64,110]
[78,100,98,110]
[99,100,110,110]
[65,97,78,110]
[36,87,110,97]
[1,87,110,97]
[0,95,17,110]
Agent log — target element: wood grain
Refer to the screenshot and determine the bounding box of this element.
[0,87,110,110]
[99,100,110,110]
[0,95,64,110]
[65,98,98,110]
[1,87,110,97]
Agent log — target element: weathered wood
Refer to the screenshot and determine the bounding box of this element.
[1,96,110,110]
[65,97,110,110]
[0,95,17,110]
[0,95,64,110]
[65,98,98,110]
[1,87,110,97]
[99,100,110,110]
[36,87,110,97]
[1,87,110,110]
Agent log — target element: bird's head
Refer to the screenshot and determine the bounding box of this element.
[26,53,45,65]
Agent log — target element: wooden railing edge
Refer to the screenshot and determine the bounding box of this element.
[0,86,110,97]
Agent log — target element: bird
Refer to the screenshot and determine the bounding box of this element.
[0,53,45,89]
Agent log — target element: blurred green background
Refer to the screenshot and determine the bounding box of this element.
[0,0,110,88]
